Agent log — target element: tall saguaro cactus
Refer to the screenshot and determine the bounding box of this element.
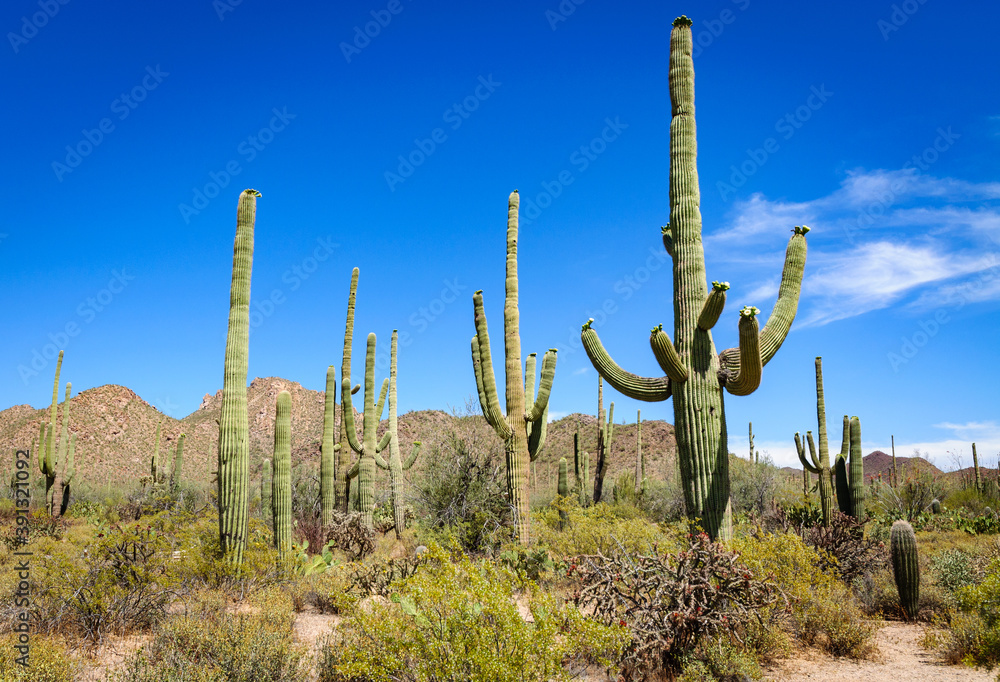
[796,358,836,526]
[833,415,865,520]
[151,420,162,483]
[342,333,391,530]
[580,18,808,541]
[50,382,73,518]
[272,391,292,555]
[171,433,185,492]
[58,434,77,516]
[471,190,557,544]
[972,442,981,492]
[635,409,644,494]
[336,268,360,512]
[218,188,260,565]
[39,350,64,514]
[261,458,271,518]
[376,330,421,539]
[574,432,590,508]
[592,378,615,504]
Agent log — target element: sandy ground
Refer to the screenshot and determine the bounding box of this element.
[765,622,996,682]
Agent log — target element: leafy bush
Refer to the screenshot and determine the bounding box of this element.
[730,454,781,519]
[413,404,513,553]
[533,501,680,558]
[931,549,977,594]
[572,532,781,678]
[734,529,879,660]
[319,544,626,682]
[105,589,308,681]
[937,558,1000,668]
[875,471,947,522]
[0,634,77,682]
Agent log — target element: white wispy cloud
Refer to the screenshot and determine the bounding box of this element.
[572,367,589,376]
[709,169,1000,326]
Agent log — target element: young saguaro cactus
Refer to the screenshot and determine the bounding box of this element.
[891,520,920,620]
[580,19,808,541]
[375,330,421,539]
[271,391,292,555]
[342,333,391,530]
[218,188,260,565]
[471,190,557,544]
[593,377,615,503]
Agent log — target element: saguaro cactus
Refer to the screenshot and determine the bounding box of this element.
[833,416,865,520]
[342,333,391,530]
[272,391,292,554]
[218,188,259,565]
[891,520,920,620]
[58,434,77,516]
[891,435,898,487]
[749,422,756,463]
[261,458,271,518]
[320,365,341,527]
[558,457,569,529]
[580,19,807,541]
[972,442,981,492]
[471,190,557,544]
[574,433,590,508]
[796,358,842,527]
[171,434,185,492]
[337,268,362,513]
[39,351,64,513]
[151,420,162,484]
[376,330,422,539]
[50,383,73,519]
[593,378,615,504]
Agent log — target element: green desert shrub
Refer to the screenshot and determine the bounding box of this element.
[734,530,878,660]
[105,588,308,682]
[937,558,1000,668]
[533,501,681,558]
[0,634,77,682]
[318,544,626,682]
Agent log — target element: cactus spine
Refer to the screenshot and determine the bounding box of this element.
[320,365,341,527]
[218,189,259,565]
[471,190,557,544]
[375,330,421,539]
[171,434,184,492]
[890,520,920,620]
[796,358,841,527]
[272,391,292,554]
[579,19,807,541]
[592,378,615,503]
[336,268,360,513]
[972,442,981,492]
[342,333,390,530]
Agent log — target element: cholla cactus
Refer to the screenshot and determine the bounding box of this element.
[579,19,807,541]
[375,330,421,539]
[471,191,557,544]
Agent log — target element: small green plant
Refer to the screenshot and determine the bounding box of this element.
[891,519,920,620]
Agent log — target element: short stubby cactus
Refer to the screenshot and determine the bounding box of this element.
[890,520,920,620]
[218,189,260,565]
[471,190,557,544]
[375,330,421,539]
[930,498,941,514]
[579,18,807,541]
[272,391,292,554]
[342,333,391,530]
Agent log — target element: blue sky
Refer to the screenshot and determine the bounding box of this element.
[2,0,998,470]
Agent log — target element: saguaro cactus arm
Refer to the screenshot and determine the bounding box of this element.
[377,430,392,454]
[724,307,762,396]
[374,378,389,425]
[471,303,513,440]
[796,431,822,473]
[341,378,364,456]
[524,350,557,423]
[697,281,729,331]
[375,452,389,469]
[402,442,420,470]
[581,322,673,401]
[720,227,808,373]
[649,325,689,382]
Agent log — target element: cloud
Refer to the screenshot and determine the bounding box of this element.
[572,367,589,376]
[708,169,1000,326]
[548,410,569,423]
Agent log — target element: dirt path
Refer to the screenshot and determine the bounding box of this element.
[766,622,995,681]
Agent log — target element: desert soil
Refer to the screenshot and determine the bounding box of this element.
[766,622,995,681]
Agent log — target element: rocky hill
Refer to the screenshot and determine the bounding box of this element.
[1,379,677,496]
